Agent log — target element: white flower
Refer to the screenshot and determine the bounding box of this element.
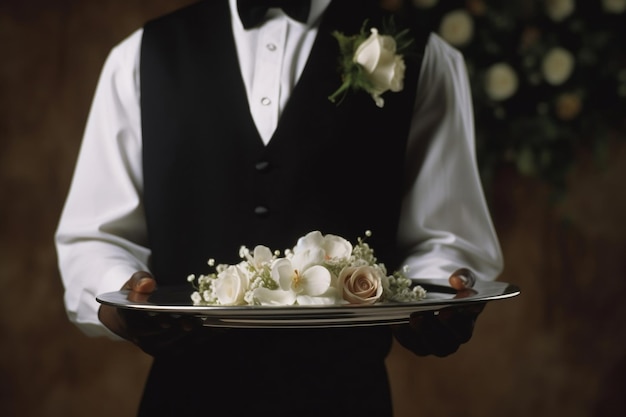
[545,0,575,21]
[338,265,384,305]
[296,287,341,306]
[252,248,332,305]
[484,63,519,101]
[353,28,407,108]
[439,10,474,47]
[274,250,332,296]
[602,0,626,13]
[412,0,438,8]
[252,287,296,305]
[294,231,353,261]
[542,47,575,86]
[214,265,249,305]
[241,245,274,269]
[191,291,202,304]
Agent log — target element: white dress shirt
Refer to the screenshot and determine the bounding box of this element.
[55,0,504,338]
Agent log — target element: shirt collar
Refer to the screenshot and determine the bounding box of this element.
[229,0,331,28]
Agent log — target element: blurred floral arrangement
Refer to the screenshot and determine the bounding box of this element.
[409,0,626,193]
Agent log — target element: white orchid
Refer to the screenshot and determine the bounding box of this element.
[270,248,333,305]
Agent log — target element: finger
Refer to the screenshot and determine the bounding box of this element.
[449,268,476,290]
[123,271,157,293]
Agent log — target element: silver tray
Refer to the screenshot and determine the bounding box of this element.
[97,279,520,328]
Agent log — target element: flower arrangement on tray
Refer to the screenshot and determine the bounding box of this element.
[188,231,426,307]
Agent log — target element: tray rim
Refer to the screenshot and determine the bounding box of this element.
[96,279,520,328]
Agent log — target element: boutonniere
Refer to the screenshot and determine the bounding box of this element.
[328,19,414,108]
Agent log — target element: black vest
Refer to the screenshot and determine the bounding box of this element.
[141,0,428,284]
[138,2,428,415]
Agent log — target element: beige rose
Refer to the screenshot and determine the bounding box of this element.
[439,10,474,47]
[542,47,575,86]
[338,266,383,305]
[353,28,406,108]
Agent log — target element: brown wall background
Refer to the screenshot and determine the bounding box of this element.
[2,1,625,416]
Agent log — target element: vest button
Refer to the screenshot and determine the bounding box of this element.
[254,205,270,217]
[255,160,271,172]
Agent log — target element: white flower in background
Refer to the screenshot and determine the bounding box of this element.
[294,231,352,261]
[439,10,474,47]
[542,47,575,85]
[338,265,384,305]
[602,0,626,13]
[412,0,439,8]
[214,265,250,305]
[545,0,575,22]
[353,28,407,108]
[484,63,519,101]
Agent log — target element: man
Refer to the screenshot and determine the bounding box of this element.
[56,0,503,415]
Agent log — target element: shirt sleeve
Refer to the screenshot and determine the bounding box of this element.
[55,29,150,338]
[397,33,504,282]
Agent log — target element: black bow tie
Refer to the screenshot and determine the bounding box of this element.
[237,0,312,29]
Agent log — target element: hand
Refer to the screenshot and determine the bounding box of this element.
[392,303,485,357]
[391,267,483,357]
[98,271,201,356]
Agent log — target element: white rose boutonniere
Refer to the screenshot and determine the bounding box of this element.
[329,20,414,108]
